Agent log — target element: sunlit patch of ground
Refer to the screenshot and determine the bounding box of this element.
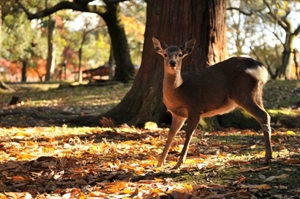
[0,81,299,198]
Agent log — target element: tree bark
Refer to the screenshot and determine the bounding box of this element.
[102,2,135,82]
[279,33,296,79]
[82,0,227,126]
[45,15,55,81]
[21,60,27,82]
[108,43,115,80]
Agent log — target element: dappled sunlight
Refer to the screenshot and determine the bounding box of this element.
[0,82,299,198]
[0,126,299,198]
[0,83,131,127]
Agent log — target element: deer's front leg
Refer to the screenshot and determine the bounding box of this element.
[158,115,186,167]
[173,114,200,169]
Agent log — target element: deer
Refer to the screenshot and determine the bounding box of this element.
[152,37,273,169]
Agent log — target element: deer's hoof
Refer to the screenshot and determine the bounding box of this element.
[265,152,273,163]
[172,162,182,170]
[157,161,163,167]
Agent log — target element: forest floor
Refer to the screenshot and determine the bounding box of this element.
[0,80,299,199]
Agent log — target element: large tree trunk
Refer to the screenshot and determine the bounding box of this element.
[79,0,227,127]
[102,2,135,83]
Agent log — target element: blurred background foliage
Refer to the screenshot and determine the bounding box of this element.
[0,0,299,82]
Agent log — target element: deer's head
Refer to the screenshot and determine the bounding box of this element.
[152,37,196,73]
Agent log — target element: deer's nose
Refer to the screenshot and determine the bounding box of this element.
[169,60,176,67]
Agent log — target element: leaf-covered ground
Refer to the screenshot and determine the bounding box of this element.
[0,81,299,199]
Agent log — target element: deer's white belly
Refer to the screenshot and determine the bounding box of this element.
[201,99,237,118]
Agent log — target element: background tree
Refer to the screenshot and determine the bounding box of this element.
[16,0,136,82]
[121,1,146,67]
[227,0,300,80]
[226,5,282,79]
[59,12,111,81]
[77,14,101,83]
[1,9,47,82]
[80,0,227,126]
[45,14,56,81]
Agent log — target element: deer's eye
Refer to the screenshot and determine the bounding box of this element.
[164,54,168,57]
[178,53,182,57]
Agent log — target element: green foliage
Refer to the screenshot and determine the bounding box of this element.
[1,12,47,62]
[1,0,146,81]
[120,1,146,66]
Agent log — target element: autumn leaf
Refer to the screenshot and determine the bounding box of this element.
[232,175,246,185]
[0,121,299,198]
[285,130,296,135]
[285,158,300,165]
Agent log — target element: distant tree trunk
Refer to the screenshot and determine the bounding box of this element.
[279,33,296,79]
[78,46,83,83]
[45,15,55,81]
[293,49,299,80]
[102,2,135,82]
[21,60,27,82]
[81,0,227,126]
[78,27,93,83]
[108,43,115,80]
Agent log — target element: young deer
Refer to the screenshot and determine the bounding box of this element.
[152,37,272,169]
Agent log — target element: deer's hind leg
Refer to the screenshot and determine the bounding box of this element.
[233,93,272,163]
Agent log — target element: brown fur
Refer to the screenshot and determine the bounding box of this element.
[152,37,273,169]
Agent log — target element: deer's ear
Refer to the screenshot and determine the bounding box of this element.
[152,37,168,56]
[182,39,196,58]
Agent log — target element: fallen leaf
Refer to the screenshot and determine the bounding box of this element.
[130,188,139,198]
[276,174,289,179]
[239,168,253,172]
[258,174,266,179]
[263,176,276,182]
[256,184,272,190]
[285,130,296,135]
[233,175,246,185]
[253,166,270,172]
[274,185,288,190]
[144,121,158,130]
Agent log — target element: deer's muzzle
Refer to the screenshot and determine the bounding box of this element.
[169,60,176,67]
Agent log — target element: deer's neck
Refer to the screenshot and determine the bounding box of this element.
[163,70,183,91]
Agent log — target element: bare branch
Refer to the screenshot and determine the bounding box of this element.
[15,0,107,19]
[104,0,129,3]
[263,0,290,32]
[226,7,254,16]
[294,24,300,36]
[283,10,291,19]
[271,30,285,46]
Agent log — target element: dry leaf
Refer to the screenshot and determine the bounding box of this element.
[100,117,115,127]
[233,175,246,185]
[144,121,158,130]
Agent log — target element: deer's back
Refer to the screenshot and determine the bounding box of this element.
[164,57,266,118]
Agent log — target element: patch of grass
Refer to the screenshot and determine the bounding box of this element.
[268,109,299,116]
[264,80,300,109]
[0,82,131,114]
